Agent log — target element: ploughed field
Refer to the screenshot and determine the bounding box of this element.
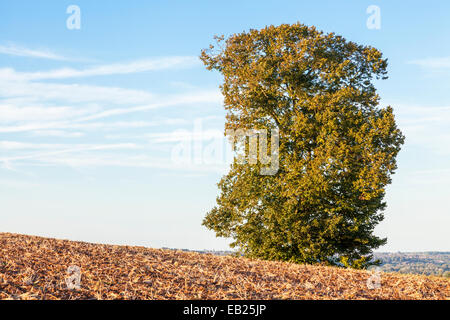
[0,233,448,300]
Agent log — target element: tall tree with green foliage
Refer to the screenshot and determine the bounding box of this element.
[200,23,404,269]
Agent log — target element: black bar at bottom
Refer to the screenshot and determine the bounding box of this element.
[0,300,446,318]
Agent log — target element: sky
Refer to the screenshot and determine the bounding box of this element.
[0,0,449,252]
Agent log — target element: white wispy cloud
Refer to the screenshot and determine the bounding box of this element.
[147,130,223,143]
[0,56,200,81]
[0,103,98,124]
[392,103,450,155]
[0,143,140,161]
[76,90,222,122]
[0,90,221,133]
[0,81,156,106]
[408,57,450,69]
[0,44,69,61]
[395,105,450,124]
[0,58,219,133]
[0,55,224,173]
[5,153,229,173]
[31,130,85,138]
[0,140,229,173]
[0,141,68,150]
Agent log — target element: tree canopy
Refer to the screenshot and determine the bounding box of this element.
[200,23,404,269]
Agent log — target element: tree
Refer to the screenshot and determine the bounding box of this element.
[200,23,404,269]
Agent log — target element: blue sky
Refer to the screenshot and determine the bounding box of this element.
[0,0,449,252]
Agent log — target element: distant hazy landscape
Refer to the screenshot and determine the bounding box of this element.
[373,252,450,277]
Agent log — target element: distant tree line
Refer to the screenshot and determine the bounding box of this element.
[373,252,450,277]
